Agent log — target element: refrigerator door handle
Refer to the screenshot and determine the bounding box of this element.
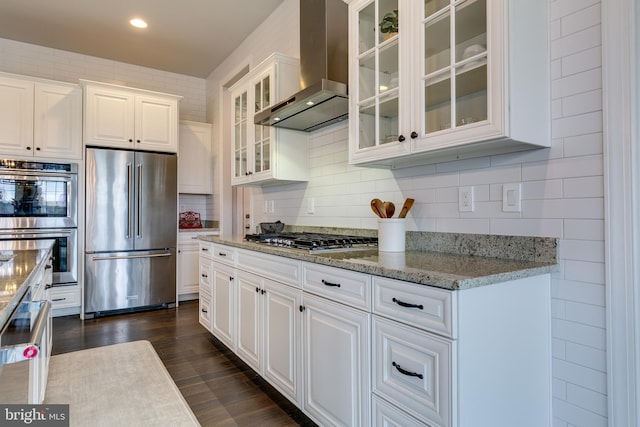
[137,163,142,239]
[91,252,173,261]
[126,163,133,239]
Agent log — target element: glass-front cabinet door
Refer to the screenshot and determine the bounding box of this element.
[421,0,488,137]
[349,0,549,166]
[349,0,411,163]
[232,87,249,184]
[252,72,272,177]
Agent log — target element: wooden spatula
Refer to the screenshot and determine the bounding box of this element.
[370,198,385,218]
[398,198,415,218]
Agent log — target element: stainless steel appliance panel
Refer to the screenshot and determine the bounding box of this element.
[85,148,134,253]
[0,229,77,287]
[84,249,176,313]
[0,161,78,229]
[134,151,177,250]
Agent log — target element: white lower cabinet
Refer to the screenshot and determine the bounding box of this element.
[373,395,427,427]
[198,292,212,332]
[372,316,452,426]
[237,269,302,404]
[301,293,370,427]
[198,243,551,427]
[211,261,236,349]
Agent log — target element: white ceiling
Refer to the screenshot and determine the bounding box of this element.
[0,0,285,78]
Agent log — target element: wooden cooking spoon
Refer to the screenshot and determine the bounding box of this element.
[383,201,395,218]
[370,198,385,218]
[398,198,415,218]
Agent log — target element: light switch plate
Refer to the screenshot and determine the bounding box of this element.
[503,183,522,212]
[307,197,315,214]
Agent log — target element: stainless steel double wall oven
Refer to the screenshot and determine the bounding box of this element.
[0,160,78,290]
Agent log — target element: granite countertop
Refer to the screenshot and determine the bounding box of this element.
[0,241,55,330]
[198,232,559,291]
[179,219,220,233]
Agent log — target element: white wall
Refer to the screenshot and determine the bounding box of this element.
[0,38,207,121]
[208,0,606,425]
[0,37,216,220]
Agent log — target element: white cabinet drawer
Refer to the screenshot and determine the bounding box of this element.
[373,276,454,338]
[372,316,452,427]
[199,241,214,259]
[372,395,428,427]
[237,249,301,288]
[302,262,371,310]
[48,286,81,309]
[200,241,236,265]
[199,259,212,295]
[199,293,212,331]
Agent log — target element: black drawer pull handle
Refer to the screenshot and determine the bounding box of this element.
[321,279,341,287]
[52,298,66,302]
[392,297,423,310]
[201,274,208,278]
[299,305,305,312]
[201,247,209,252]
[201,308,208,314]
[392,362,423,379]
[45,264,52,270]
[218,252,227,257]
[256,287,260,293]
[229,276,234,281]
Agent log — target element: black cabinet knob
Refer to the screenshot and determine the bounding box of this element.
[410,131,418,139]
[398,135,405,142]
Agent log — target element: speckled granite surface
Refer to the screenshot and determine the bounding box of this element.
[200,229,558,290]
[179,219,219,233]
[0,243,54,329]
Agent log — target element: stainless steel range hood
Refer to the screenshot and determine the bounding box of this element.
[254,0,348,132]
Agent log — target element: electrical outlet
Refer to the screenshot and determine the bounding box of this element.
[459,186,474,212]
[307,197,315,214]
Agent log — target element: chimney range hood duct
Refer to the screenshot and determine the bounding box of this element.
[254,0,349,132]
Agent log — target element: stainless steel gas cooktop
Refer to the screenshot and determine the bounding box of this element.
[245,232,378,253]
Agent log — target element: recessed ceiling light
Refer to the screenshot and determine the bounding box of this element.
[130,18,148,29]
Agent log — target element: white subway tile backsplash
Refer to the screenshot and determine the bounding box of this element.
[522,155,603,181]
[551,25,601,60]
[552,280,605,306]
[552,398,607,427]
[563,176,603,198]
[552,319,606,352]
[522,179,564,200]
[565,301,605,328]
[553,111,602,139]
[564,219,604,241]
[561,4,601,36]
[562,47,602,77]
[561,239,605,263]
[523,198,603,220]
[565,342,607,372]
[551,68,602,99]
[566,384,607,417]
[489,218,563,237]
[563,260,605,285]
[562,89,602,116]
[552,357,606,393]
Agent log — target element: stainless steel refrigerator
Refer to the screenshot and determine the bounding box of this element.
[84,147,177,317]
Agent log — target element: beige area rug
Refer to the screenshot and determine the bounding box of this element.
[44,340,200,427]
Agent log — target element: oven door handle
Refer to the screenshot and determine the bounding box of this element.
[0,300,51,366]
[0,172,74,180]
[0,229,73,237]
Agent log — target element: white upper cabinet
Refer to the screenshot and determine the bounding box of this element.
[82,80,180,153]
[347,0,550,167]
[179,120,213,194]
[230,53,309,186]
[0,73,82,160]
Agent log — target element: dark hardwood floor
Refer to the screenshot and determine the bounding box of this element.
[51,300,316,427]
